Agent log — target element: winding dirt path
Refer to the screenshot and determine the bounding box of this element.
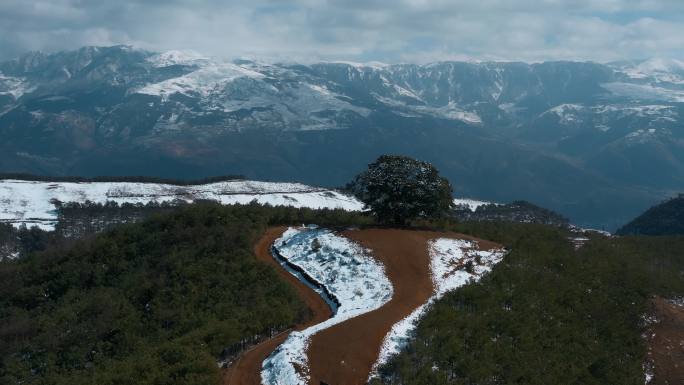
[222,227,332,385]
[307,229,500,385]
[223,227,500,385]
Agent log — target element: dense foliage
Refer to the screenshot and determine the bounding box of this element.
[348,155,454,225]
[452,200,570,227]
[617,194,684,235]
[0,223,57,261]
[372,222,684,385]
[3,198,682,385]
[55,200,191,239]
[0,203,372,385]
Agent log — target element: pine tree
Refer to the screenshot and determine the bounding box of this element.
[348,155,454,225]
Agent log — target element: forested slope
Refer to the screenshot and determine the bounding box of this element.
[0,203,369,385]
[617,195,684,236]
[372,223,684,385]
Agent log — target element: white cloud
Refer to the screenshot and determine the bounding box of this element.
[0,0,682,63]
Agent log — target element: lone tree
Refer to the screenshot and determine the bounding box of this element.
[348,155,454,225]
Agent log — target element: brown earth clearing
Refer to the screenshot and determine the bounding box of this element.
[646,297,684,385]
[224,227,500,385]
[306,229,499,385]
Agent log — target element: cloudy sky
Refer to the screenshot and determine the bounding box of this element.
[1,0,683,63]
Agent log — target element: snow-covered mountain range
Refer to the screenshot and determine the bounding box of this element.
[1,45,683,229]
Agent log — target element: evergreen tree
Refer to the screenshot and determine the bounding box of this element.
[348,155,454,225]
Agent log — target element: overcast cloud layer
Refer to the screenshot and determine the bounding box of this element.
[1,0,683,63]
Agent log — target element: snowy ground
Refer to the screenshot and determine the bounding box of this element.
[370,238,507,378]
[453,198,497,211]
[261,226,392,385]
[0,179,364,231]
[0,179,499,232]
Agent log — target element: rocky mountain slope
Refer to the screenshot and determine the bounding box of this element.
[1,46,683,229]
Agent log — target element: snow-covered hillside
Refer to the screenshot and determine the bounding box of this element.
[0,179,363,230]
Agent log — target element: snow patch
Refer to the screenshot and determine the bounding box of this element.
[306,83,332,96]
[370,238,507,377]
[261,226,392,385]
[0,180,364,231]
[0,73,34,100]
[619,58,684,84]
[416,101,482,124]
[667,297,684,308]
[375,94,481,124]
[147,50,210,68]
[327,61,389,71]
[137,62,265,99]
[602,82,684,103]
[453,198,496,211]
[392,84,422,100]
[547,104,584,124]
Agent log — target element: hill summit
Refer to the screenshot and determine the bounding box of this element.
[617,194,684,236]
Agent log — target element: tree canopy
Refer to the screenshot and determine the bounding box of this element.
[348,155,454,225]
[371,222,684,385]
[617,194,684,236]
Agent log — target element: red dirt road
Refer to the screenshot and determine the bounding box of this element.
[223,227,500,385]
[307,229,500,385]
[222,227,332,385]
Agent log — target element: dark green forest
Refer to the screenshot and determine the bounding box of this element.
[617,194,684,236]
[372,222,684,385]
[2,201,684,385]
[0,203,370,385]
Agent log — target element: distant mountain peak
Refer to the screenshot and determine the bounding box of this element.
[1,46,684,230]
[147,50,210,68]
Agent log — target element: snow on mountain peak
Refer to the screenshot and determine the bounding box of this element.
[326,61,389,70]
[147,50,210,67]
[0,73,33,100]
[637,58,684,73]
[619,58,684,84]
[136,61,266,98]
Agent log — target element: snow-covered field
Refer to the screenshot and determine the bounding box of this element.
[0,179,364,230]
[261,226,392,385]
[370,238,507,377]
[0,179,499,232]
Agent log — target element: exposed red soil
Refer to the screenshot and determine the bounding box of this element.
[646,297,684,385]
[223,227,500,385]
[306,229,500,385]
[222,227,332,385]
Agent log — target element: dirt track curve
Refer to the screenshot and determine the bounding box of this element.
[222,227,332,385]
[224,227,500,385]
[306,229,499,385]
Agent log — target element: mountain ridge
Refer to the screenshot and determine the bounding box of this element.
[1,45,683,230]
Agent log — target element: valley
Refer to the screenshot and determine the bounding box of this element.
[2,47,684,229]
